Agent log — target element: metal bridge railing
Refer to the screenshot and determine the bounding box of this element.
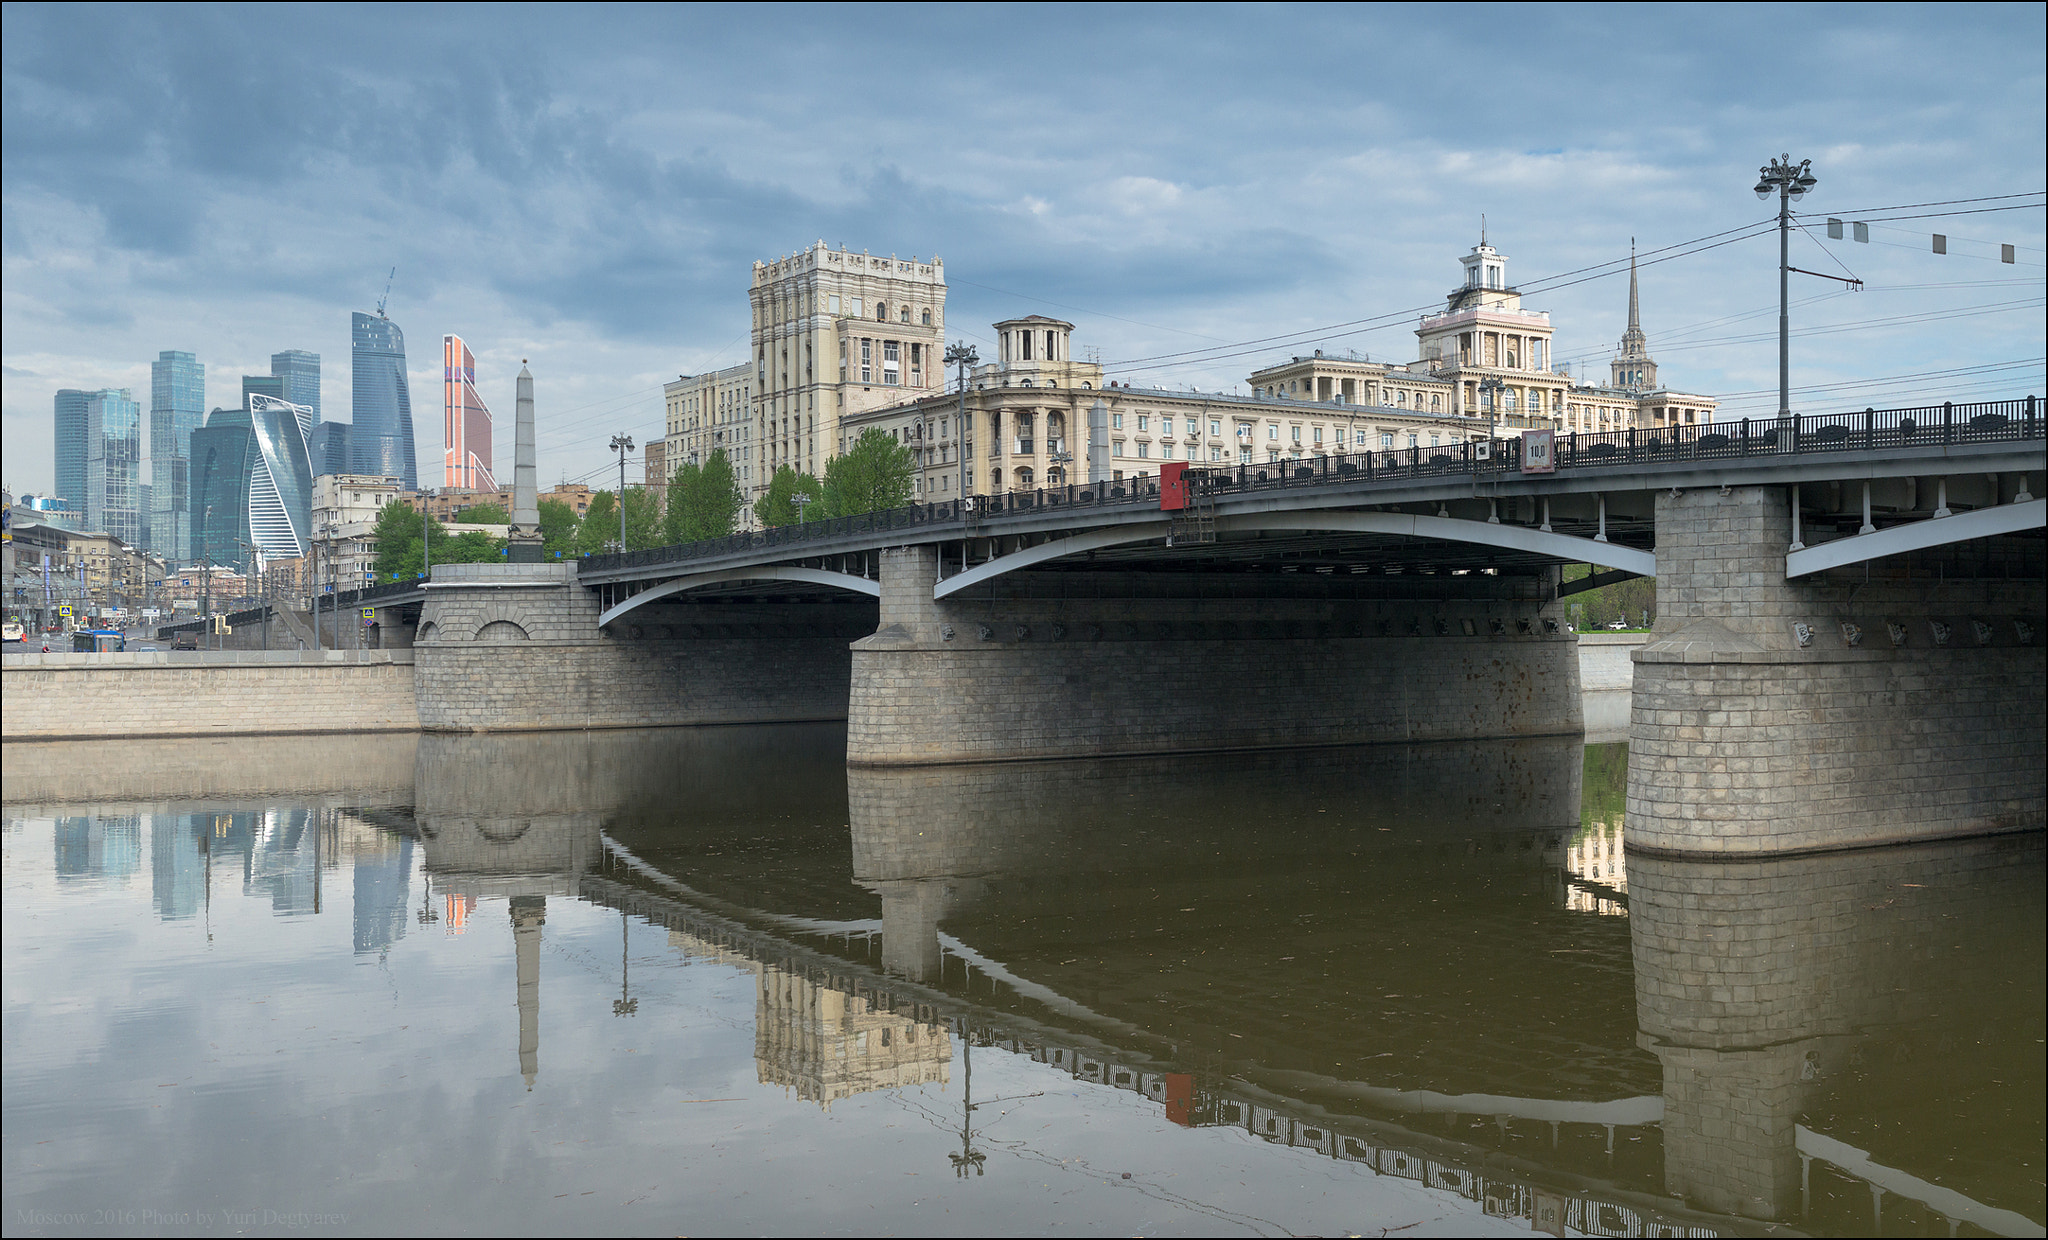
[580,395,2042,576]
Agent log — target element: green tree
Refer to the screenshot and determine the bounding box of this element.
[538,498,579,559]
[371,503,506,580]
[620,486,663,550]
[1561,563,1657,630]
[757,465,824,527]
[576,490,620,556]
[662,449,742,543]
[453,502,507,524]
[822,428,915,517]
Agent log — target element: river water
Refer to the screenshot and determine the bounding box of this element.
[3,728,2041,1238]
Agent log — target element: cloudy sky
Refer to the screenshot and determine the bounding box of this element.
[4,3,2043,499]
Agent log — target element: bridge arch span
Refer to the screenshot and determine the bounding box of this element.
[1786,497,2044,578]
[597,566,880,629]
[932,511,1655,600]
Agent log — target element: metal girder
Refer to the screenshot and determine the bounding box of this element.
[596,566,879,628]
[1786,497,2045,578]
[932,512,1655,600]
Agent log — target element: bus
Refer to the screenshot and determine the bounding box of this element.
[70,629,126,653]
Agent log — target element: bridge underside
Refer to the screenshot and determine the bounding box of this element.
[848,539,1586,766]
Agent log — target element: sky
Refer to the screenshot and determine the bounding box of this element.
[4,3,2043,501]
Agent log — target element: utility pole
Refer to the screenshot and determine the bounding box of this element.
[610,434,635,551]
[945,343,978,514]
[1753,154,1817,422]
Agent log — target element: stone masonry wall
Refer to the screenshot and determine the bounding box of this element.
[0,650,418,740]
[1628,487,2045,856]
[848,546,1581,765]
[414,562,871,732]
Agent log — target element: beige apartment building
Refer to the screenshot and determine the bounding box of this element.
[663,242,948,526]
[312,474,405,593]
[845,236,1716,500]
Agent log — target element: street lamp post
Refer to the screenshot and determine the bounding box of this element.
[610,433,635,552]
[1476,375,1506,476]
[945,343,978,515]
[1753,154,1817,422]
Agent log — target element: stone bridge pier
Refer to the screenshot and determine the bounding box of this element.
[847,545,1583,765]
[415,562,872,732]
[1628,486,2045,857]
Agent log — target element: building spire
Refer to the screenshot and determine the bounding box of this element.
[1627,238,1640,332]
[1481,213,1487,247]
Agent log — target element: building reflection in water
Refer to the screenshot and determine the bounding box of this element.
[76,723,2030,1236]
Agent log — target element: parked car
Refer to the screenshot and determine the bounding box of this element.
[170,633,200,651]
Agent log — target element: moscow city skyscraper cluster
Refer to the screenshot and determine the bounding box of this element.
[43,304,481,572]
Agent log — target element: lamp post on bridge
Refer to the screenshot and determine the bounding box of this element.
[946,343,978,515]
[1754,154,1817,424]
[1476,375,1506,476]
[610,433,635,552]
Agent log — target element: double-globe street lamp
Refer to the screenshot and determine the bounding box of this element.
[1754,154,1817,423]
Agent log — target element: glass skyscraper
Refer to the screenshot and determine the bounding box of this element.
[53,389,91,515]
[442,334,495,491]
[149,351,206,561]
[351,311,418,491]
[84,388,143,546]
[189,396,314,570]
[271,349,321,425]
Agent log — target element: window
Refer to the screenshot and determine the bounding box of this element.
[1290,425,1301,443]
[901,305,911,323]
[1210,420,1221,436]
[1239,446,1252,463]
[1355,429,1369,445]
[876,302,888,321]
[1236,422,1251,439]
[921,307,932,325]
[860,339,872,384]
[1267,424,1278,440]
[1113,440,1124,457]
[1137,442,1150,459]
[883,341,900,385]
[1408,434,1419,448]
[1137,415,1149,431]
[909,342,922,386]
[1161,443,1174,460]
[1313,427,1323,444]
[1111,412,1123,429]
[1431,395,1441,411]
[1381,432,1394,448]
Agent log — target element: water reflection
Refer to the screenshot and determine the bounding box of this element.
[3,726,2040,1237]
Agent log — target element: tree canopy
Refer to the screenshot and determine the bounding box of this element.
[370,502,504,581]
[822,428,915,517]
[757,465,824,527]
[537,498,580,559]
[453,502,507,524]
[575,490,620,556]
[619,486,663,550]
[663,449,743,544]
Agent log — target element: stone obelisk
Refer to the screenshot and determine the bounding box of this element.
[507,361,544,562]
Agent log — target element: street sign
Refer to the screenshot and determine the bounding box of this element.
[361,608,375,619]
[58,605,72,617]
[1521,428,1556,474]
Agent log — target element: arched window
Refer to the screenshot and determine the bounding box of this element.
[900,305,911,323]
[991,467,1003,489]
[1015,466,1034,489]
[876,302,888,321]
[921,308,932,325]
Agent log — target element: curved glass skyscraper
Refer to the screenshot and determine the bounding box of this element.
[189,396,313,570]
[351,311,418,491]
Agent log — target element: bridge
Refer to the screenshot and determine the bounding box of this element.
[410,396,2044,858]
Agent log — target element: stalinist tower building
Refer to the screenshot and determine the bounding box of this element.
[1611,245,1659,392]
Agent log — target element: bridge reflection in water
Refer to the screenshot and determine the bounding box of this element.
[380,725,2046,1237]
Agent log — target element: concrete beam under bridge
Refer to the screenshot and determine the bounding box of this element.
[934,511,1654,600]
[1787,496,2045,578]
[597,566,879,629]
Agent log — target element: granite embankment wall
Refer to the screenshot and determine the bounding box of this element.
[1,650,419,741]
[1578,632,1646,741]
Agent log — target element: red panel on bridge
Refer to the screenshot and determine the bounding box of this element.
[1160,461,1190,511]
[1164,1073,1195,1126]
